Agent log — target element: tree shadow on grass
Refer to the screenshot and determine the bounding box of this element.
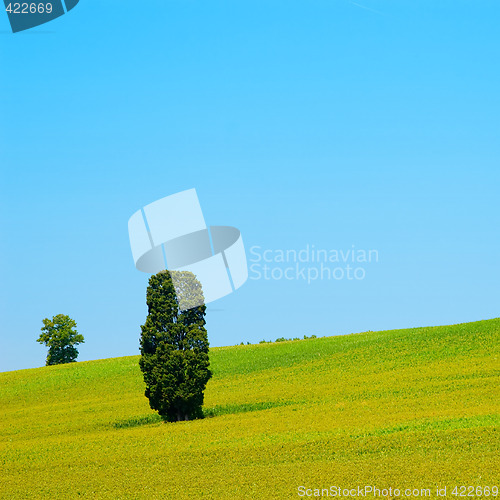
[202,400,292,418]
[113,401,292,429]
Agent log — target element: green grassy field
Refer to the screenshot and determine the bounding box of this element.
[1,319,499,499]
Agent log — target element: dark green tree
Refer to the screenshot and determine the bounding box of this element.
[139,270,212,422]
[37,314,84,366]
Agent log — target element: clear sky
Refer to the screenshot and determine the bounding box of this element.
[0,0,498,372]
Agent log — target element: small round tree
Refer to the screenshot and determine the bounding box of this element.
[139,270,212,422]
[37,314,84,366]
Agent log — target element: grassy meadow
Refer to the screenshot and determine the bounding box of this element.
[1,318,499,499]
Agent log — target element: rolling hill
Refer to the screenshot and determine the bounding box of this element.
[1,319,499,499]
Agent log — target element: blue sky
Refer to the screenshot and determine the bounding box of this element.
[0,0,498,372]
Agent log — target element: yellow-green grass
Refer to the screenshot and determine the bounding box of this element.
[1,319,499,499]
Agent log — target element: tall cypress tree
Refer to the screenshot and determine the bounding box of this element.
[139,270,212,422]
